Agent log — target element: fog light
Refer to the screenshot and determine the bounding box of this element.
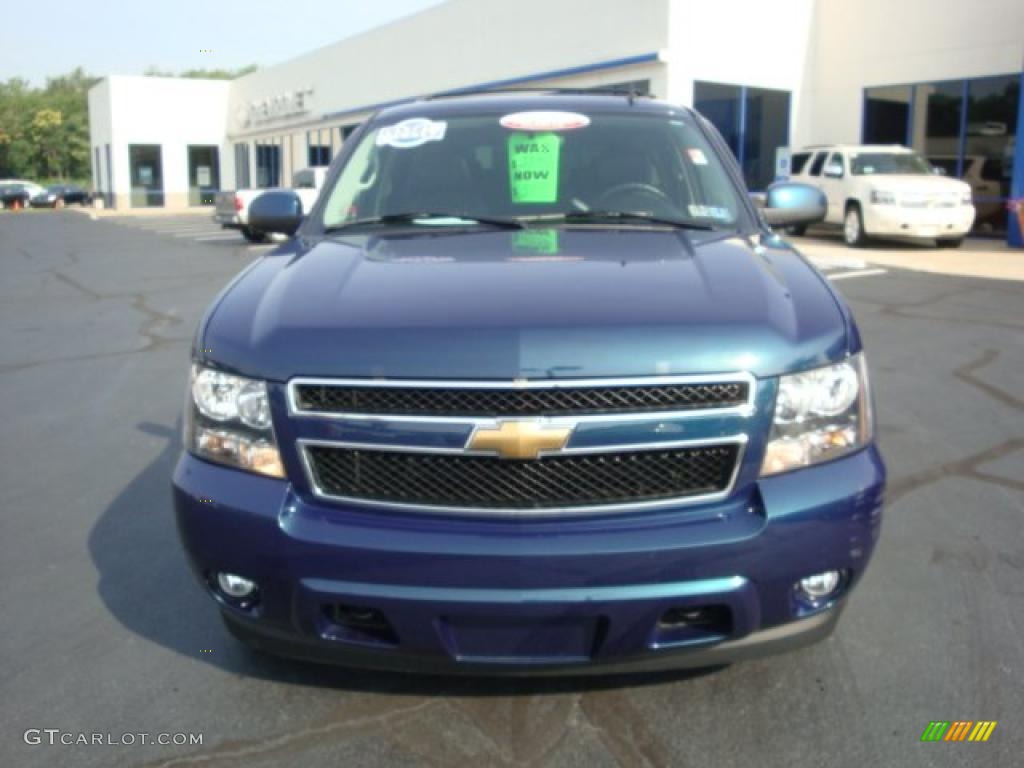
[798,570,842,600]
[216,572,257,599]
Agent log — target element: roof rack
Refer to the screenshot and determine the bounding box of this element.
[421,86,653,103]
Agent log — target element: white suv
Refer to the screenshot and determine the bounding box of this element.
[788,145,975,248]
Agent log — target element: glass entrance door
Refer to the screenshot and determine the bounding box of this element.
[694,81,791,191]
[187,146,220,206]
[128,144,164,207]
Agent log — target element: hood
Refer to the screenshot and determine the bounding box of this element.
[201,228,850,382]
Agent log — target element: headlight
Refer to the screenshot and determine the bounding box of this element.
[761,354,873,476]
[185,364,284,477]
[869,189,895,205]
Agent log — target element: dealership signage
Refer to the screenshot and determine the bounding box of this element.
[243,88,314,127]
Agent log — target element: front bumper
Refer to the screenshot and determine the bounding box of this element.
[221,600,841,676]
[863,203,975,239]
[173,445,885,675]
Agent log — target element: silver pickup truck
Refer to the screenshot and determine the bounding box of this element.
[213,167,328,242]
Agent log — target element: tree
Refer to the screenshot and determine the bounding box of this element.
[144,65,257,80]
[0,64,255,181]
[31,108,63,177]
[0,68,99,181]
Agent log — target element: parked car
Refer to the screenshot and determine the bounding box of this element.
[928,154,1008,231]
[30,184,92,208]
[213,167,328,243]
[174,91,883,675]
[788,144,975,247]
[0,181,45,210]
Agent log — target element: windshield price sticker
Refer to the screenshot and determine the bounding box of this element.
[500,111,590,132]
[687,148,708,166]
[687,204,731,220]
[508,132,562,204]
[376,118,448,149]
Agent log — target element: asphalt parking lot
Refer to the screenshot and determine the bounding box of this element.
[1,210,1021,768]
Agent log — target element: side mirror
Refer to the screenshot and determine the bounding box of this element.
[931,166,947,176]
[823,162,844,179]
[758,182,827,227]
[249,190,303,236]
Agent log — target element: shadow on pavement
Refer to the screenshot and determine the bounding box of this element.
[89,420,724,696]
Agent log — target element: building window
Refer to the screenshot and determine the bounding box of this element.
[743,87,791,192]
[694,81,790,190]
[255,140,281,188]
[864,74,1020,236]
[234,143,251,189]
[585,79,651,96]
[307,128,332,167]
[694,82,741,157]
[964,75,1018,234]
[187,145,220,206]
[308,145,331,166]
[128,144,163,207]
[341,124,360,141]
[913,81,963,160]
[864,85,913,145]
[104,144,113,207]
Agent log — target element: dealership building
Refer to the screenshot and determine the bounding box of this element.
[88,0,1024,244]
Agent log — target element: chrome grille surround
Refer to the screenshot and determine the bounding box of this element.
[288,374,755,516]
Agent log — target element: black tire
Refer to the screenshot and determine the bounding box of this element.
[784,224,807,237]
[935,237,964,249]
[241,226,268,244]
[842,204,868,247]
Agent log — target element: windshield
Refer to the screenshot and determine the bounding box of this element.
[320,111,743,230]
[850,152,934,176]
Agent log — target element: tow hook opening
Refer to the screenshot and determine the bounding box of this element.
[653,604,733,648]
[322,603,399,647]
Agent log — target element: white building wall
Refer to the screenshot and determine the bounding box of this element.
[227,0,670,143]
[87,79,113,200]
[800,0,1024,146]
[90,76,230,208]
[664,0,816,108]
[88,0,1021,209]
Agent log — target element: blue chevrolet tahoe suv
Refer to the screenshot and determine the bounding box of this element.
[173,91,885,675]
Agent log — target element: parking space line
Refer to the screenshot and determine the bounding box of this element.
[174,229,228,238]
[164,228,224,236]
[194,233,244,242]
[827,268,889,281]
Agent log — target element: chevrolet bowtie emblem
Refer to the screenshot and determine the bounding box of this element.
[467,420,573,460]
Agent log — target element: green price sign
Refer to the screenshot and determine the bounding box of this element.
[508,132,562,204]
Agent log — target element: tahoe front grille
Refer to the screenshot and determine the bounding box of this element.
[292,380,750,417]
[303,443,741,512]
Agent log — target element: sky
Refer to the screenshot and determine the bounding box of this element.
[0,0,446,86]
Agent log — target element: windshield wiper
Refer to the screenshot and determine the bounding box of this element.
[324,212,526,233]
[524,210,716,231]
